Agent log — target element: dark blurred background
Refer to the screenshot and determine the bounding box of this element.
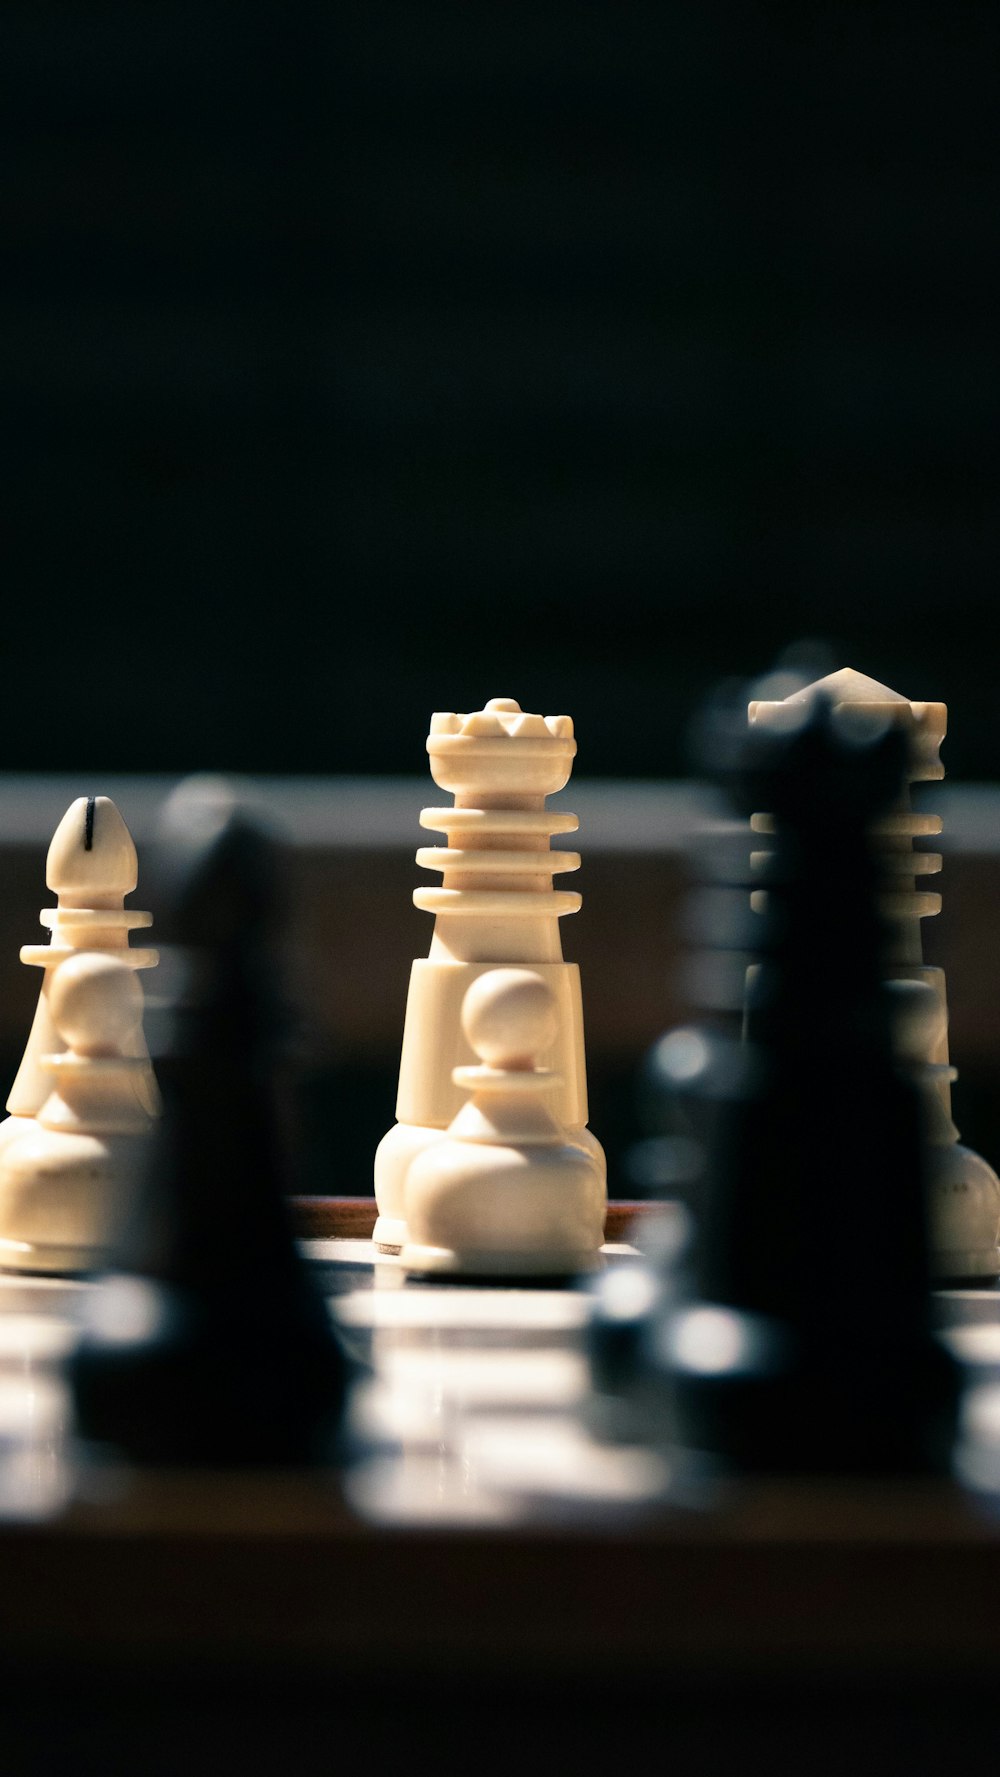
[2,0,999,1197]
[2,1,998,779]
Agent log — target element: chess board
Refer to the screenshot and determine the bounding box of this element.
[0,1209,663,1529]
[6,1211,1000,1775]
[4,1201,1000,1532]
[314,1232,670,1526]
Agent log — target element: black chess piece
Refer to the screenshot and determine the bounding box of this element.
[70,779,352,1466]
[644,694,960,1475]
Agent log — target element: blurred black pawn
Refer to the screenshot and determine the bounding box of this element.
[70,778,351,1467]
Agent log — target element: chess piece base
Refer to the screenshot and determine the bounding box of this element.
[403,1135,605,1279]
[0,1237,101,1276]
[372,1214,408,1253]
[400,1241,602,1278]
[376,1118,607,1253]
[0,1115,36,1160]
[0,1128,140,1276]
[374,1121,449,1250]
[929,1143,1000,1281]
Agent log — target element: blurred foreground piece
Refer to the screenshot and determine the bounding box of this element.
[750,669,1000,1282]
[71,780,350,1466]
[402,969,605,1277]
[0,795,158,1166]
[0,954,154,1273]
[374,696,605,1252]
[667,694,959,1473]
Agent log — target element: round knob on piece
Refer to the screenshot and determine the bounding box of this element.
[461,968,559,1071]
[49,952,144,1057]
[484,696,522,713]
[46,797,138,901]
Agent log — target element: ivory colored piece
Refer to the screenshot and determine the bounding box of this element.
[0,796,158,1165]
[749,666,1000,1280]
[0,952,155,1274]
[401,969,606,1276]
[889,978,1000,1281]
[374,696,606,1252]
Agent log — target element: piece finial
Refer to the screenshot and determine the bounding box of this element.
[749,666,946,781]
[426,697,577,796]
[47,797,138,903]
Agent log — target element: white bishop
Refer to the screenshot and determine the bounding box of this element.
[0,795,158,1167]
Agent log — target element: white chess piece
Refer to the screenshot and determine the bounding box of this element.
[749,666,1000,1280]
[375,697,605,1252]
[888,978,1000,1280]
[0,796,158,1164]
[0,952,155,1274]
[401,969,606,1277]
